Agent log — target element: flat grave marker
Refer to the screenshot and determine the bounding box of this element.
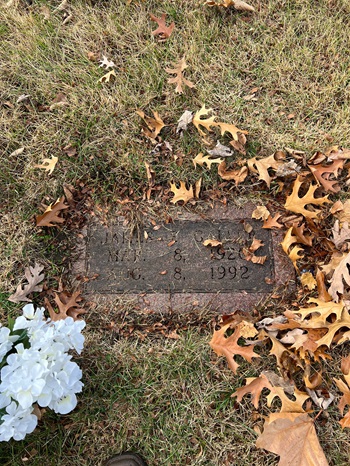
[79,205,294,312]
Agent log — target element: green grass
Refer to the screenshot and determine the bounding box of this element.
[1,0,350,464]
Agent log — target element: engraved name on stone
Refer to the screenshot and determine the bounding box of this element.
[86,220,274,294]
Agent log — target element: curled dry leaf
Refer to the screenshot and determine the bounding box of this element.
[136,110,165,140]
[300,272,317,290]
[169,181,194,204]
[203,239,222,247]
[8,263,44,303]
[328,252,350,302]
[316,268,332,302]
[34,156,58,175]
[150,13,175,40]
[36,197,69,227]
[205,0,255,12]
[207,141,233,158]
[248,153,284,188]
[252,205,270,221]
[229,132,247,155]
[176,110,193,134]
[218,161,248,185]
[165,57,194,94]
[332,220,350,249]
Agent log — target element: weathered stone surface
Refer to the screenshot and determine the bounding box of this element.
[78,204,295,312]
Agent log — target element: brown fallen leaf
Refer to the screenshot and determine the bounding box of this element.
[284,177,330,219]
[252,205,270,221]
[8,263,45,303]
[192,104,217,136]
[136,110,166,140]
[210,323,260,374]
[98,70,116,83]
[45,290,86,321]
[300,272,317,290]
[193,152,223,169]
[332,220,350,249]
[328,251,350,302]
[256,412,329,465]
[231,374,272,409]
[176,110,193,134]
[316,268,332,302]
[150,13,175,40]
[206,0,255,12]
[216,121,248,142]
[169,181,194,204]
[207,141,233,158]
[229,132,247,155]
[308,160,343,193]
[203,239,222,247]
[248,153,284,188]
[34,156,58,175]
[218,161,248,185]
[36,197,69,227]
[263,213,283,229]
[165,57,194,94]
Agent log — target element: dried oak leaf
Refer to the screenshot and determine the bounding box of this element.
[34,156,58,175]
[216,121,248,142]
[210,323,260,374]
[291,298,344,325]
[192,104,217,136]
[136,110,166,140]
[193,153,223,169]
[315,307,350,347]
[284,177,330,219]
[203,239,222,247]
[300,272,317,290]
[45,290,86,321]
[218,161,248,185]
[176,110,193,134]
[228,136,246,158]
[252,205,270,221]
[267,386,310,413]
[99,55,115,69]
[150,13,174,40]
[256,412,329,466]
[231,374,273,409]
[169,181,194,204]
[207,141,233,158]
[36,197,69,227]
[206,0,255,12]
[292,223,314,247]
[248,153,284,188]
[165,57,194,94]
[308,160,343,193]
[8,263,45,303]
[98,70,116,83]
[263,213,283,229]
[328,251,350,302]
[334,369,350,428]
[332,220,350,249]
[316,268,332,302]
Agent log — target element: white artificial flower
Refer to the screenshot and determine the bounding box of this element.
[0,345,49,410]
[51,317,86,354]
[0,326,19,361]
[0,401,37,442]
[13,305,46,331]
[49,392,78,415]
